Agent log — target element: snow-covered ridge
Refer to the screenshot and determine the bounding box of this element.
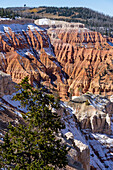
[38,18,55,25]
[0,23,56,59]
[28,25,44,32]
[0,23,43,34]
[0,17,11,21]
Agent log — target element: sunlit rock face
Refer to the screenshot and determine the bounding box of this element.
[49,28,113,97]
[0,24,68,100]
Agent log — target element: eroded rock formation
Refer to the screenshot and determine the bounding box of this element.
[0,71,15,97]
[70,93,113,135]
[0,87,113,169]
[66,93,113,169]
[0,24,68,99]
[49,29,113,97]
[0,23,113,100]
[64,132,90,170]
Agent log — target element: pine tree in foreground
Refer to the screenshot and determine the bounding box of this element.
[0,77,68,169]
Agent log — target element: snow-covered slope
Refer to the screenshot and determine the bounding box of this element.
[62,101,113,169]
[1,92,113,169]
[2,90,27,113]
[0,23,37,33]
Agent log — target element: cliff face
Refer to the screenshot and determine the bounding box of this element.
[0,24,68,99]
[50,29,113,97]
[1,91,113,169]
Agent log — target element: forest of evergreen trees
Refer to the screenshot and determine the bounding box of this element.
[1,6,113,36]
[0,8,17,19]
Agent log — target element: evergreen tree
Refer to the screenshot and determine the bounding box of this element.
[0,8,4,18]
[0,77,68,169]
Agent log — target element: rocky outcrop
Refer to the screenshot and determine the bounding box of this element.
[70,93,113,135]
[77,104,111,134]
[64,132,90,170]
[35,19,85,30]
[0,71,15,97]
[63,94,113,169]
[59,101,113,169]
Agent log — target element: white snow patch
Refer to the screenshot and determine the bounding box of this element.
[3,26,10,33]
[28,25,44,31]
[0,52,6,59]
[2,90,28,113]
[14,110,22,118]
[0,17,11,21]
[39,18,51,25]
[25,51,33,56]
[92,133,113,147]
[72,96,79,100]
